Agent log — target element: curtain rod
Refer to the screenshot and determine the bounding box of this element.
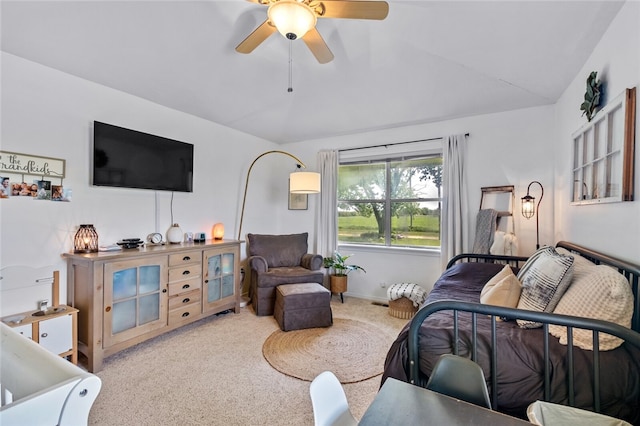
[338,133,469,152]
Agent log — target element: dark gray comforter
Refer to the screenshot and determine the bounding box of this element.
[381,262,640,424]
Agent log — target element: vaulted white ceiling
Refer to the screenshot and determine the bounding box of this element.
[1,1,624,143]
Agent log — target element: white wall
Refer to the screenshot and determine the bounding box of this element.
[3,0,635,311]
[553,1,640,264]
[0,52,284,314]
[285,105,555,302]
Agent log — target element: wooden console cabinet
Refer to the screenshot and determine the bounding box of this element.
[63,240,240,372]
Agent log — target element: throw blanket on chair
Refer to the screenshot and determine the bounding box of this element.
[472,209,498,254]
[387,283,427,308]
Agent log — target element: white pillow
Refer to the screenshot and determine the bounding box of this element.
[480,265,522,308]
[489,231,506,256]
[516,247,574,328]
[548,264,634,351]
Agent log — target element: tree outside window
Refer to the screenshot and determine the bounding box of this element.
[337,155,443,248]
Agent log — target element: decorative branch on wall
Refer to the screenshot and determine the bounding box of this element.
[0,151,69,201]
[579,71,602,122]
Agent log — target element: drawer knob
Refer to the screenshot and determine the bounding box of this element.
[162,289,168,293]
[182,270,190,275]
[181,312,190,317]
[182,284,190,289]
[182,256,191,261]
[182,298,190,304]
[41,332,48,338]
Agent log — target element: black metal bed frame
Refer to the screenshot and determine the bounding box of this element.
[408,241,640,413]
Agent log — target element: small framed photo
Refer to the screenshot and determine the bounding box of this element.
[288,180,308,210]
[35,180,52,200]
[0,176,9,198]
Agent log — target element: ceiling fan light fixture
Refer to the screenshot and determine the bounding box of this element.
[268,0,317,40]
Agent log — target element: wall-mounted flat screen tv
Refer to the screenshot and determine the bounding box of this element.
[93,121,194,192]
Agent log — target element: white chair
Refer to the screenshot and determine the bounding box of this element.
[309,371,358,426]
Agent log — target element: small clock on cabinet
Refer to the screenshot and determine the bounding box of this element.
[147,233,163,245]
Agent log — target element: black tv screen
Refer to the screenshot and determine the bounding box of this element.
[92,121,194,192]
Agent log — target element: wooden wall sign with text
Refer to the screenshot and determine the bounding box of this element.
[0,151,66,178]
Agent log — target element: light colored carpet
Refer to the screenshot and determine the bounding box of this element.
[89,297,407,425]
[262,318,393,383]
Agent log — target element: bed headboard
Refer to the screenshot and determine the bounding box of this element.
[556,241,640,333]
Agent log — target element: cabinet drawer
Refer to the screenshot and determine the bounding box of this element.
[169,253,201,267]
[168,302,201,326]
[168,289,201,310]
[168,277,202,296]
[169,264,201,282]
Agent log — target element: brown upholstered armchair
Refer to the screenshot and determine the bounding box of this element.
[247,232,324,316]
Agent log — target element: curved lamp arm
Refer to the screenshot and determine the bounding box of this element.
[237,150,308,241]
[521,181,544,250]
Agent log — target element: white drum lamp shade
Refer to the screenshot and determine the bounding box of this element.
[290,172,321,194]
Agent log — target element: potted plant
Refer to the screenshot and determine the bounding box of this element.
[323,251,366,302]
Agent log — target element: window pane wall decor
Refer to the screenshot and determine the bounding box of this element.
[571,87,636,204]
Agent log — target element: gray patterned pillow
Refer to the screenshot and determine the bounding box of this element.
[516,246,574,328]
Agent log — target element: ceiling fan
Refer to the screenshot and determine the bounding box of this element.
[236,0,389,64]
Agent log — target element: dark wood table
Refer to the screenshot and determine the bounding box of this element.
[359,378,531,425]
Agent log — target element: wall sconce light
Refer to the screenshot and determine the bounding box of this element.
[237,150,321,240]
[74,224,99,253]
[212,223,225,240]
[521,181,544,250]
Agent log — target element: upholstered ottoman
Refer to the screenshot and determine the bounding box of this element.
[274,283,332,331]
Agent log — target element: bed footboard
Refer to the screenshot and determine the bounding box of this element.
[408,301,640,413]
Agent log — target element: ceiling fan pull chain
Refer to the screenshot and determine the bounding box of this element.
[288,39,293,93]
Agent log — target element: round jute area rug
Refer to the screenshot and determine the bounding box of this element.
[262,318,393,383]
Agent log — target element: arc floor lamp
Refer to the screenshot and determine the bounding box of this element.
[521,181,544,250]
[237,150,321,240]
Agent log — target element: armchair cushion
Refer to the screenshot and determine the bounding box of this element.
[248,233,309,268]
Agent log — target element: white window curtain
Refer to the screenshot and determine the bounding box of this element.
[316,150,338,261]
[440,134,469,271]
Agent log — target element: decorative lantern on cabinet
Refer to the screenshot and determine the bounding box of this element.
[212,223,225,240]
[73,224,99,253]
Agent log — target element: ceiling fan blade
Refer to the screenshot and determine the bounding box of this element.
[315,1,389,20]
[235,19,277,54]
[302,28,334,64]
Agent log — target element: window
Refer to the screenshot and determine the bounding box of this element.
[337,155,443,249]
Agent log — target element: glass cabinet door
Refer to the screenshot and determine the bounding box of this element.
[104,256,168,347]
[203,246,239,313]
